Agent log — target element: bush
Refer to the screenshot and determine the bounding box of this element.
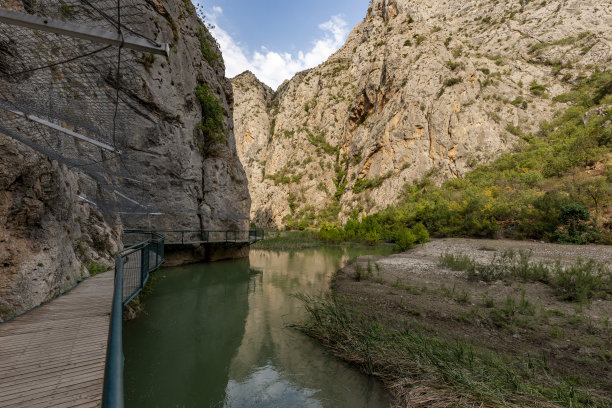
[317,223,345,242]
[87,261,110,276]
[530,80,547,96]
[199,28,220,65]
[552,259,612,302]
[553,203,600,244]
[195,83,226,153]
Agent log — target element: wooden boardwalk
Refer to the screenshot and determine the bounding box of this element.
[0,271,114,408]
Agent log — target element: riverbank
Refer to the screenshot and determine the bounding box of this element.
[298,238,612,407]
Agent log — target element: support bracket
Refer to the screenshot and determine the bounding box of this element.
[0,101,120,153]
[0,8,169,56]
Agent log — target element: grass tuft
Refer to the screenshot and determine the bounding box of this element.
[439,251,611,302]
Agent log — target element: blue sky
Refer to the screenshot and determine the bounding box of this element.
[195,0,371,89]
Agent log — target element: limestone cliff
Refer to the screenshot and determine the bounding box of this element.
[112,0,251,234]
[0,0,250,320]
[233,0,612,228]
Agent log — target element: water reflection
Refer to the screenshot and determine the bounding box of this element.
[124,259,252,407]
[124,246,394,408]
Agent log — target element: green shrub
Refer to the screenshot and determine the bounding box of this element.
[87,261,110,276]
[352,172,392,193]
[199,28,220,65]
[318,223,345,242]
[530,80,547,96]
[414,35,426,45]
[195,83,226,153]
[553,203,600,244]
[552,259,612,302]
[439,251,611,303]
[364,71,611,243]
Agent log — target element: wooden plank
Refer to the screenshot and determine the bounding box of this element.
[0,272,114,407]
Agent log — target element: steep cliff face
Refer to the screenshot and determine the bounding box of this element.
[0,137,120,320]
[114,0,251,233]
[0,0,250,320]
[233,0,612,228]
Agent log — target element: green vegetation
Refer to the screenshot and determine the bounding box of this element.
[318,219,428,251]
[307,130,339,155]
[182,0,194,15]
[58,1,75,17]
[528,32,591,55]
[446,60,461,71]
[352,171,392,193]
[414,34,426,46]
[195,83,226,154]
[138,53,156,71]
[87,261,110,276]
[251,230,323,250]
[439,250,612,302]
[321,70,611,244]
[530,79,547,96]
[296,295,603,407]
[198,28,221,65]
[438,77,462,97]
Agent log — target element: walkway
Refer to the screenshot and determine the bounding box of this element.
[0,271,114,408]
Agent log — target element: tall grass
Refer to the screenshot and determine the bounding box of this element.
[295,295,599,407]
[439,251,611,302]
[251,230,324,250]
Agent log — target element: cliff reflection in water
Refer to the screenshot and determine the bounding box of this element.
[124,259,252,407]
[124,247,393,408]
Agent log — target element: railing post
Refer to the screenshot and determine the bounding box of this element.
[140,244,149,290]
[102,256,125,408]
[155,240,159,268]
[181,231,184,245]
[225,230,228,242]
[206,230,209,242]
[160,237,165,263]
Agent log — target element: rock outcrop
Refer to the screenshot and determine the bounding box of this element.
[0,136,120,320]
[233,0,612,228]
[0,0,250,320]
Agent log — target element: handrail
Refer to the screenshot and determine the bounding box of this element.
[102,232,165,408]
[124,229,264,245]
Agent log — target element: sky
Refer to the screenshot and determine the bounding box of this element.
[195,0,371,89]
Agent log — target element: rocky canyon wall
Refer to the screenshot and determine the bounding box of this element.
[0,0,251,320]
[233,0,612,228]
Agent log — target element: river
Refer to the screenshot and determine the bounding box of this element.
[124,246,395,407]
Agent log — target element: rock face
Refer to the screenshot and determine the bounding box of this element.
[233,0,612,228]
[0,136,121,321]
[0,0,250,320]
[111,0,251,234]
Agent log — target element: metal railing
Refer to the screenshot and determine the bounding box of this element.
[124,229,264,245]
[102,232,165,408]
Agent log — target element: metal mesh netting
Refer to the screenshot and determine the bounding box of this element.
[0,0,174,222]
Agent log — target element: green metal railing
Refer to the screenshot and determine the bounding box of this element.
[124,229,264,245]
[102,232,164,408]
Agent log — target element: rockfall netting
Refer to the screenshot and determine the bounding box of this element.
[0,0,172,222]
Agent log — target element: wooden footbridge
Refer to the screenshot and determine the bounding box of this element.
[0,229,263,408]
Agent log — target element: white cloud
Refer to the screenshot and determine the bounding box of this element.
[201,7,349,89]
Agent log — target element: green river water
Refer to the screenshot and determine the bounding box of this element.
[123,246,394,408]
